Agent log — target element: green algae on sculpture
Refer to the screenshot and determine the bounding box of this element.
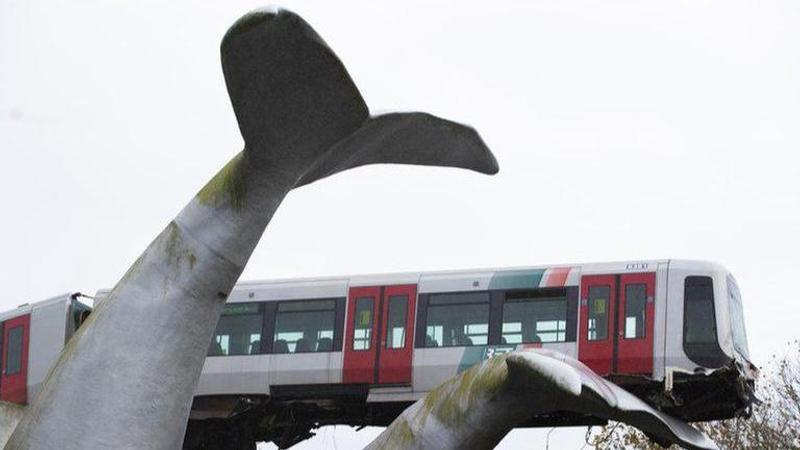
[0,402,25,446]
[380,418,416,449]
[163,221,198,272]
[422,354,510,429]
[196,152,248,210]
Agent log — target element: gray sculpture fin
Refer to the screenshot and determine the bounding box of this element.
[296,112,499,188]
[505,350,718,450]
[0,402,24,448]
[368,349,717,450]
[221,8,369,174]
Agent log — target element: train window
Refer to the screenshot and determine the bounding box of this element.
[425,292,489,347]
[624,284,646,339]
[587,286,610,341]
[352,297,374,351]
[386,295,408,349]
[209,303,263,356]
[502,289,568,344]
[273,299,337,354]
[5,326,23,375]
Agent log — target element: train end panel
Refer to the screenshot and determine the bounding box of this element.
[0,293,91,406]
[660,259,757,420]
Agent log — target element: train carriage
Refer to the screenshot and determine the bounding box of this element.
[0,259,756,447]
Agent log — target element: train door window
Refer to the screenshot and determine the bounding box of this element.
[352,297,374,351]
[209,303,263,356]
[5,327,23,375]
[425,292,489,347]
[624,284,647,339]
[386,295,408,349]
[587,286,610,341]
[273,299,336,354]
[502,288,568,344]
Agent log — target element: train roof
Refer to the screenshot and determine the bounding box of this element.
[234,258,670,285]
[0,292,75,322]
[218,259,729,303]
[233,258,735,287]
[88,259,732,305]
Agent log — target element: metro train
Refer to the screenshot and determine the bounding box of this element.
[0,259,756,448]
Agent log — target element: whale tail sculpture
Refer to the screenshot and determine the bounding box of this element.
[221,10,498,188]
[5,8,496,450]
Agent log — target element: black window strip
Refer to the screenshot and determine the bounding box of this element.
[611,275,621,372]
[426,302,489,308]
[415,294,429,349]
[489,291,504,345]
[505,287,568,300]
[333,297,346,352]
[261,302,277,354]
[372,288,385,383]
[272,308,336,314]
[428,292,490,306]
[565,286,578,342]
[0,321,4,390]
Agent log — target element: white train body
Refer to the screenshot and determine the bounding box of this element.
[1,259,755,436]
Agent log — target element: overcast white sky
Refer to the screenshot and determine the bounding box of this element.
[2,0,799,448]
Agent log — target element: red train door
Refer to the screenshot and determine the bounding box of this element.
[578,275,616,375]
[343,284,416,385]
[578,273,655,377]
[616,273,655,375]
[377,284,416,384]
[1,314,30,404]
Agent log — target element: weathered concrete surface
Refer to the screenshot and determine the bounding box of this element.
[6,8,496,450]
[0,402,25,448]
[367,349,718,450]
